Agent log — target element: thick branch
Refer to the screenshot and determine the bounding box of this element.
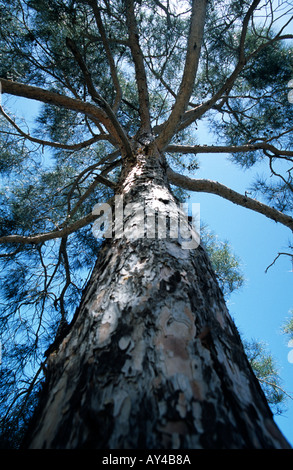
[0,78,105,121]
[166,143,293,158]
[167,167,293,231]
[177,0,263,131]
[155,0,208,150]
[90,0,122,113]
[0,78,132,156]
[238,0,262,62]
[125,0,151,133]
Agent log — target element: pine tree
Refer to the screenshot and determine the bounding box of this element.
[0,0,293,449]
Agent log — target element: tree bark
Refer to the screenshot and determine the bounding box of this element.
[23,146,291,449]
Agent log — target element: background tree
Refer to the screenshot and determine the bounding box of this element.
[283,310,293,340]
[0,0,293,449]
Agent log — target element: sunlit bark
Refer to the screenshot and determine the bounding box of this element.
[23,148,290,449]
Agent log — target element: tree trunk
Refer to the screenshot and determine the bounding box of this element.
[23,146,290,449]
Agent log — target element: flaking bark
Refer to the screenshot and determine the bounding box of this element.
[23,148,290,449]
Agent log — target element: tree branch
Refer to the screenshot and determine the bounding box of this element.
[238,0,262,62]
[0,213,97,245]
[0,78,132,157]
[125,0,152,134]
[265,252,293,273]
[89,0,122,113]
[65,37,132,156]
[257,377,293,401]
[0,166,117,246]
[58,236,71,323]
[177,0,265,131]
[67,174,116,221]
[166,143,293,158]
[0,105,113,149]
[65,152,120,214]
[155,0,208,150]
[167,167,293,231]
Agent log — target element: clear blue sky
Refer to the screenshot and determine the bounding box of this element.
[189,146,293,446]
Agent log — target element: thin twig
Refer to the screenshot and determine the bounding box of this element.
[265,252,293,273]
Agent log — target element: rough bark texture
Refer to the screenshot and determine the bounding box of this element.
[23,147,290,449]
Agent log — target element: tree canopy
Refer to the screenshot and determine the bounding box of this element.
[0,0,293,448]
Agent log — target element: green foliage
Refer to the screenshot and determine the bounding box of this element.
[282,310,293,340]
[201,20,293,213]
[201,227,244,298]
[243,338,288,415]
[211,32,293,150]
[0,120,113,449]
[0,122,29,174]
